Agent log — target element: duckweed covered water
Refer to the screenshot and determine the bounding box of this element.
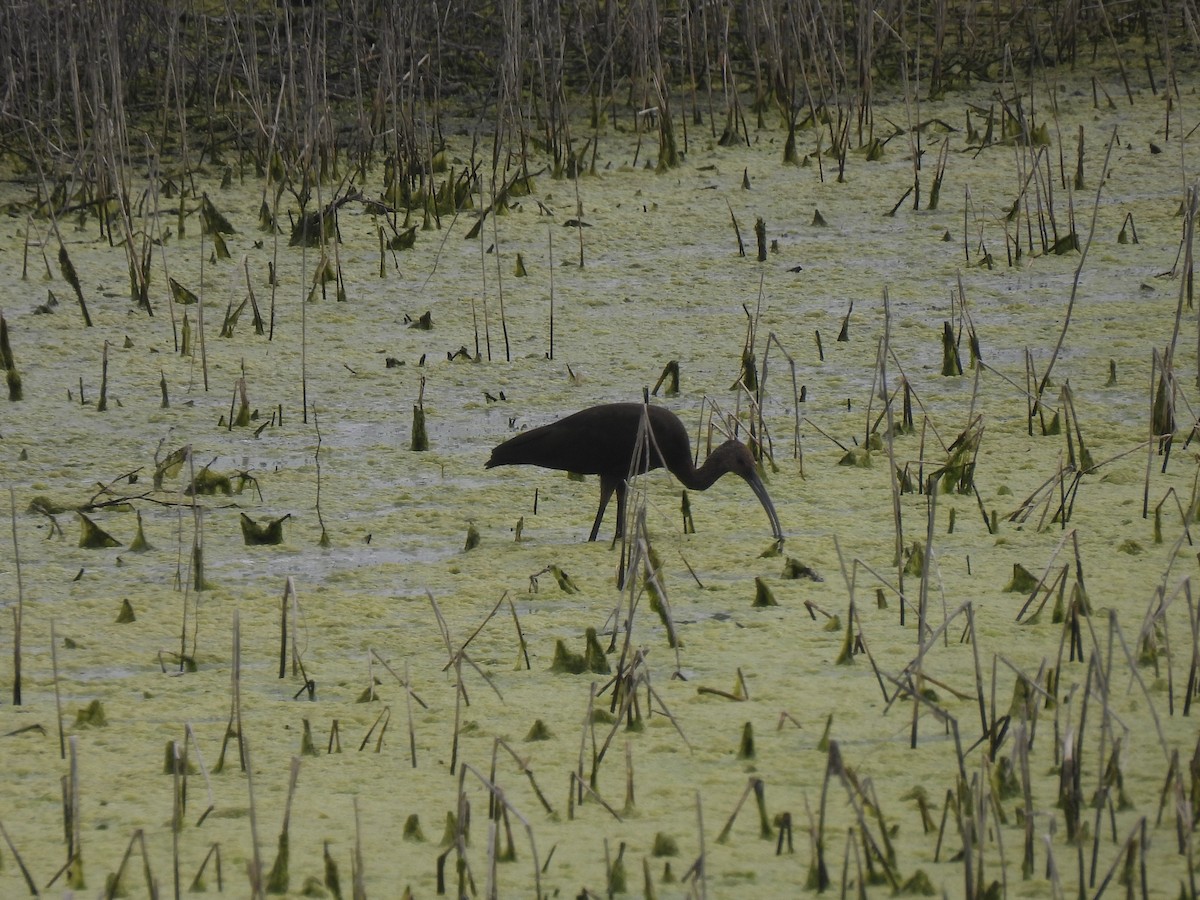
[1,72,1199,897]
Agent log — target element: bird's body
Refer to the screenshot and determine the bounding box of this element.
[486,403,783,542]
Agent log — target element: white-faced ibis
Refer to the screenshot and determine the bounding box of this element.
[486,402,784,542]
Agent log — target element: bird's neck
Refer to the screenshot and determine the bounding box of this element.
[677,452,726,491]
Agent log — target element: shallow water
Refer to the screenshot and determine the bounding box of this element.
[1,72,1199,897]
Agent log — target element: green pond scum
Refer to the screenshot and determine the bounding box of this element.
[1,4,1200,896]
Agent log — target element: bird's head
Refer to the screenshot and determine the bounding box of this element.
[710,440,760,478]
[710,440,784,542]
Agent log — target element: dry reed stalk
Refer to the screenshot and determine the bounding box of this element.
[196,229,210,391]
[146,160,176,340]
[265,756,302,893]
[1032,126,1118,426]
[443,592,509,671]
[1185,584,1200,717]
[568,770,623,823]
[488,175,512,362]
[809,741,836,891]
[933,786,955,863]
[762,332,803,464]
[843,600,890,703]
[982,757,1010,897]
[493,738,554,815]
[7,487,23,707]
[1104,616,1172,762]
[691,791,707,900]
[878,291,909,627]
[48,620,66,761]
[352,795,368,900]
[176,723,217,827]
[66,735,82,888]
[402,660,417,768]
[1015,722,1036,879]
[450,656,465,773]
[507,597,531,670]
[299,234,310,421]
[592,659,647,782]
[461,763,543,896]
[188,844,224,897]
[216,613,247,774]
[1136,580,1182,714]
[570,682,596,818]
[715,778,772,844]
[238,730,265,899]
[105,828,158,899]
[171,744,184,893]
[546,225,555,359]
[278,577,292,678]
[964,607,988,740]
[0,818,38,893]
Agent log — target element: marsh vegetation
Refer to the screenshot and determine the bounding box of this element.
[2,1,1200,897]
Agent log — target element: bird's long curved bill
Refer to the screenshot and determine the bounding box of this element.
[745,471,784,542]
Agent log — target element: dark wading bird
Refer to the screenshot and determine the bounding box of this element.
[486,402,784,542]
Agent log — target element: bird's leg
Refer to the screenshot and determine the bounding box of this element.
[589,476,619,541]
[613,480,628,539]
